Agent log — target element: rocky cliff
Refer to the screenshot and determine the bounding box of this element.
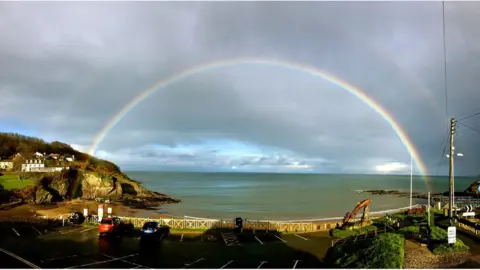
[13,169,180,207]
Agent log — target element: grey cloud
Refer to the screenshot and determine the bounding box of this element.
[106,145,325,172]
[1,2,480,175]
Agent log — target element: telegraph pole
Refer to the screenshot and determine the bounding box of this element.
[448,118,456,218]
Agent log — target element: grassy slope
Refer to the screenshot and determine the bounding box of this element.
[0,173,35,190]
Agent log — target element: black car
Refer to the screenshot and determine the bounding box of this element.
[69,212,85,225]
[140,222,168,242]
[234,217,243,233]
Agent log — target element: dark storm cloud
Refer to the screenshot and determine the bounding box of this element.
[1,2,479,175]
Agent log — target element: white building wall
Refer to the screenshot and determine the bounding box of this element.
[0,162,13,170]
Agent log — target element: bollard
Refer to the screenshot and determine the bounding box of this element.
[62,216,65,226]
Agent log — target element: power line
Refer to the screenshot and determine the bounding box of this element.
[457,121,480,137]
[442,1,449,118]
[457,110,480,122]
[435,127,450,176]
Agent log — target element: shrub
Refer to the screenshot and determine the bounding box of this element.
[399,225,420,234]
[363,233,405,268]
[391,212,407,220]
[330,225,377,239]
[429,227,470,255]
[432,241,470,255]
[430,226,448,241]
[327,233,405,268]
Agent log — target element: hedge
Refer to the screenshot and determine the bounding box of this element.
[330,225,377,239]
[327,233,404,268]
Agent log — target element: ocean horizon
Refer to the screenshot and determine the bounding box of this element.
[126,171,477,221]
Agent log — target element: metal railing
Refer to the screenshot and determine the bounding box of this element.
[84,215,336,232]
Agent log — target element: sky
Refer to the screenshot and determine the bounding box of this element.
[1,2,480,175]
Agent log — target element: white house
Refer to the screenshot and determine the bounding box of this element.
[47,153,60,160]
[21,159,45,172]
[0,160,13,170]
[21,159,69,172]
[33,152,44,158]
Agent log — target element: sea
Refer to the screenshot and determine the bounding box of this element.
[126,171,477,221]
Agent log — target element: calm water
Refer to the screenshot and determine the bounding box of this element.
[126,171,476,220]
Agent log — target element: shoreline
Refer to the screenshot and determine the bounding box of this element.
[0,187,437,223]
[0,199,422,224]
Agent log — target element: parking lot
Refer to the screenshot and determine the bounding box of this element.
[0,221,330,268]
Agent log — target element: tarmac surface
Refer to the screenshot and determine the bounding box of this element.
[0,220,330,269]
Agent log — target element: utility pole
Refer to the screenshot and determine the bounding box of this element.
[410,155,413,210]
[448,118,456,218]
[428,192,431,227]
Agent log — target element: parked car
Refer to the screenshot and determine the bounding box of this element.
[69,212,85,225]
[234,217,243,233]
[98,217,133,237]
[140,222,170,242]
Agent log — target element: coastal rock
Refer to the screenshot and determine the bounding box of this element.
[81,173,122,199]
[14,169,180,206]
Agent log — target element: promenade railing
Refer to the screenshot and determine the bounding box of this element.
[0,204,419,233]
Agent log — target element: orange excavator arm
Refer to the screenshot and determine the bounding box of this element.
[342,199,372,225]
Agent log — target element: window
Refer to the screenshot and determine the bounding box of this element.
[143,222,158,230]
[101,219,113,225]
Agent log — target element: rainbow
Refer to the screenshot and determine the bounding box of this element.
[86,58,432,190]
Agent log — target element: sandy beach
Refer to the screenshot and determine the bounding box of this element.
[0,200,172,221]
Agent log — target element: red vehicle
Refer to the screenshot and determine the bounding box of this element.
[98,217,132,237]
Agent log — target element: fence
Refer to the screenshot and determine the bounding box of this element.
[77,205,419,232]
[84,215,342,232]
[456,218,480,236]
[432,196,480,206]
[0,204,416,233]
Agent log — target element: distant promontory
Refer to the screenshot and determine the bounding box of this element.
[0,132,180,209]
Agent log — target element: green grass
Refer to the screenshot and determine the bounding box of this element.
[399,225,420,234]
[430,226,447,241]
[0,173,35,190]
[427,226,470,255]
[390,212,407,220]
[327,233,404,268]
[432,241,470,255]
[330,225,377,239]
